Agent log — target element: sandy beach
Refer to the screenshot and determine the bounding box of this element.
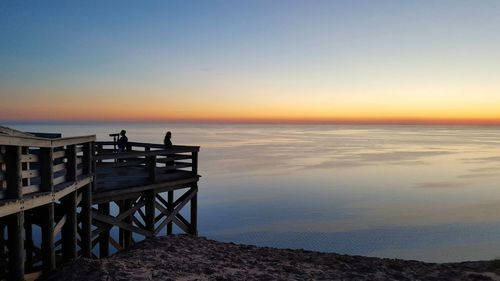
[43,235,500,281]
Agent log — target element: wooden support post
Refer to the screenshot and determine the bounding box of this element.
[8,212,24,281]
[121,199,133,248]
[190,185,198,236]
[40,147,56,272]
[167,191,173,235]
[41,204,55,272]
[61,191,77,261]
[80,183,92,258]
[118,201,124,247]
[98,203,110,258]
[145,190,155,234]
[5,146,25,280]
[25,214,33,271]
[0,223,6,271]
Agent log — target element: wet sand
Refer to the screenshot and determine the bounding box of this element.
[43,235,500,281]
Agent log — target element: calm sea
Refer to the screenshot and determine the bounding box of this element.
[6,122,500,262]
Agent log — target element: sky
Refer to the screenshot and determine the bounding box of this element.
[1,0,500,124]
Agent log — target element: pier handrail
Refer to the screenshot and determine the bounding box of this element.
[0,135,96,203]
[94,145,200,160]
[0,134,96,147]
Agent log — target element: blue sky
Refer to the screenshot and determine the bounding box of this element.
[1,1,500,122]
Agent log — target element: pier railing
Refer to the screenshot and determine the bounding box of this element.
[0,135,95,214]
[0,134,95,280]
[93,141,198,191]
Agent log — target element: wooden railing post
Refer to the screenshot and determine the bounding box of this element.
[39,147,56,272]
[147,155,157,183]
[192,151,198,176]
[5,145,24,281]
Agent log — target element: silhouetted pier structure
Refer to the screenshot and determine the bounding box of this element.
[0,128,200,280]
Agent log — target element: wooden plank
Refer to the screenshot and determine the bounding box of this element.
[53,214,66,239]
[52,150,65,160]
[20,154,39,163]
[92,177,199,203]
[0,135,51,147]
[51,135,96,147]
[21,169,40,179]
[132,216,145,229]
[53,175,66,186]
[97,159,145,169]
[0,126,34,137]
[109,236,123,251]
[53,163,66,173]
[22,185,40,195]
[24,270,43,281]
[175,213,193,234]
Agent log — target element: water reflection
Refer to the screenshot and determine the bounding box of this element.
[6,123,500,262]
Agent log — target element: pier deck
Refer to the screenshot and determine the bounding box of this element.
[0,132,200,280]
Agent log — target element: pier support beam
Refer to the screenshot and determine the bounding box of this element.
[167,191,173,235]
[62,191,77,261]
[8,212,25,281]
[145,191,156,234]
[80,184,92,258]
[41,203,55,272]
[98,203,110,258]
[190,184,198,236]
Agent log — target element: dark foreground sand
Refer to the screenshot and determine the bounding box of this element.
[43,235,500,281]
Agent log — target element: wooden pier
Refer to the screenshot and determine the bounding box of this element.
[0,129,200,280]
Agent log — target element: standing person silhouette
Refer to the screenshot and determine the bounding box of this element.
[117,130,128,152]
[164,131,174,172]
[164,131,172,148]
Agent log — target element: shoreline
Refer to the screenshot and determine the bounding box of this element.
[43,235,500,281]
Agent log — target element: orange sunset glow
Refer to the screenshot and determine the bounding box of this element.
[1,1,500,125]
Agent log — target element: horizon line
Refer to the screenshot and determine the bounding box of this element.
[3,117,500,126]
